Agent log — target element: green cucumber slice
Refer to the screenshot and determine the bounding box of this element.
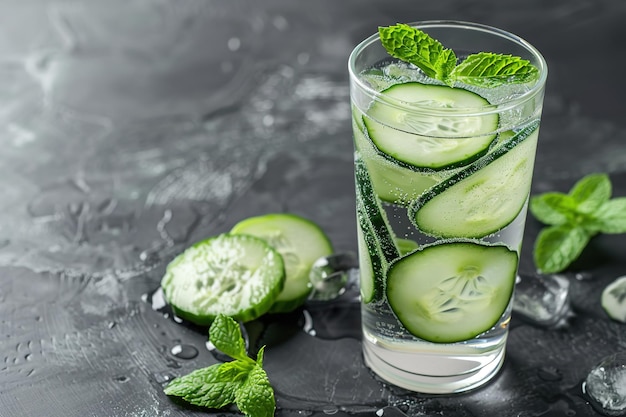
[353,114,438,205]
[356,204,385,303]
[396,238,419,255]
[161,233,285,325]
[364,82,498,170]
[601,276,626,323]
[354,157,399,263]
[231,213,333,313]
[387,241,518,343]
[410,122,540,238]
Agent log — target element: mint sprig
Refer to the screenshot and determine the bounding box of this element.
[530,173,626,273]
[378,23,539,87]
[164,314,275,417]
[378,24,457,85]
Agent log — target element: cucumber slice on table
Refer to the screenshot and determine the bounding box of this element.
[353,114,438,205]
[364,82,498,170]
[601,276,626,323]
[231,213,333,313]
[387,241,518,343]
[161,234,285,325]
[410,122,540,238]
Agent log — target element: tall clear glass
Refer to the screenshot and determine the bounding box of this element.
[349,21,547,394]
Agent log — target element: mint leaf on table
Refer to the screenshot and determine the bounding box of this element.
[378,24,457,85]
[530,173,626,273]
[377,24,539,88]
[585,198,626,234]
[529,192,578,226]
[569,173,611,214]
[450,52,539,87]
[163,364,239,409]
[164,314,276,417]
[533,226,590,274]
[235,349,275,417]
[210,313,252,363]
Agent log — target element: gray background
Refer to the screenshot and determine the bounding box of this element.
[1,0,626,416]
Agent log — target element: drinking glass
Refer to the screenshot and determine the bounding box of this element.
[349,20,547,394]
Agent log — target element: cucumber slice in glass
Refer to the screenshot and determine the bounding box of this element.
[387,241,518,343]
[353,114,438,205]
[356,210,384,304]
[410,122,539,238]
[365,82,498,170]
[231,213,333,313]
[161,233,285,325]
[601,276,626,323]
[354,157,400,264]
[396,238,419,255]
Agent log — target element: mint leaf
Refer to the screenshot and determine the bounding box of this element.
[218,359,256,382]
[377,24,539,88]
[164,314,276,417]
[235,365,276,417]
[586,198,626,234]
[450,52,539,87]
[209,314,251,363]
[569,173,611,214]
[529,192,577,226]
[533,225,590,273]
[378,24,457,85]
[256,345,265,367]
[164,363,240,409]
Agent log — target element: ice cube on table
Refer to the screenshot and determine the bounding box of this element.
[602,276,626,323]
[308,252,358,302]
[512,273,572,327]
[583,351,626,416]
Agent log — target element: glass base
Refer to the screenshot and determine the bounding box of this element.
[362,337,506,394]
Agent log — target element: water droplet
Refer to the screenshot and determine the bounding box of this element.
[376,406,410,417]
[170,344,199,360]
[139,249,160,266]
[302,309,316,336]
[227,37,241,51]
[322,406,338,415]
[165,357,181,369]
[574,272,593,281]
[143,287,168,312]
[153,372,175,384]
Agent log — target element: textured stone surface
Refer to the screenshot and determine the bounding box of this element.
[1,0,626,416]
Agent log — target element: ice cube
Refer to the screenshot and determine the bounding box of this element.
[512,273,572,327]
[602,276,626,323]
[308,252,358,301]
[583,351,626,416]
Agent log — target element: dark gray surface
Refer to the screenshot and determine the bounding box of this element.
[1,1,626,416]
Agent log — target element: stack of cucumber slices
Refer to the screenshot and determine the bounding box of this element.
[356,81,541,343]
[160,213,333,325]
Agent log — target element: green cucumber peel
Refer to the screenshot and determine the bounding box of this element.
[378,23,539,87]
[164,314,275,417]
[531,173,626,273]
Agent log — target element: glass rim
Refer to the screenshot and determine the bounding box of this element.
[348,20,548,117]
